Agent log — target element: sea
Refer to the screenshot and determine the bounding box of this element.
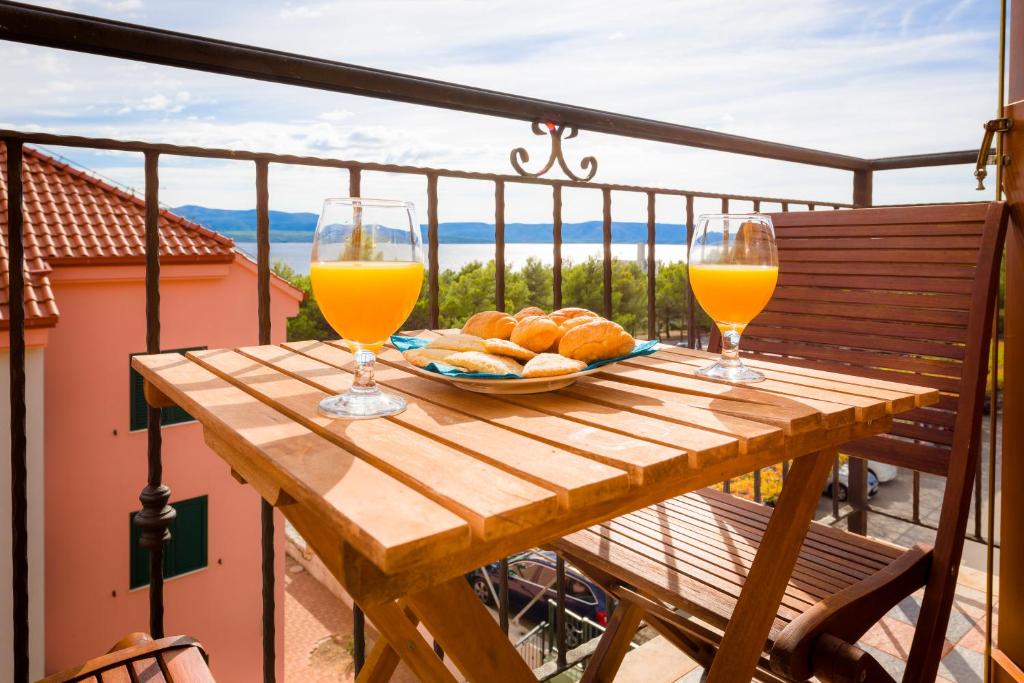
[235,242,688,276]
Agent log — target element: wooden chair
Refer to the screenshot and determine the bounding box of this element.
[552,202,1009,683]
[39,633,215,683]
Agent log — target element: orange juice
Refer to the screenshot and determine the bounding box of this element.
[689,264,778,328]
[310,261,423,351]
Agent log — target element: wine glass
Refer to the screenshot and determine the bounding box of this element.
[310,198,424,418]
[688,214,778,383]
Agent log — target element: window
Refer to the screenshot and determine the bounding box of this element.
[129,347,205,431]
[130,495,208,589]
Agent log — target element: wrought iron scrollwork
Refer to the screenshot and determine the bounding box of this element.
[511,121,598,181]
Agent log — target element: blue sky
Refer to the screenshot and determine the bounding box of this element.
[0,0,1002,221]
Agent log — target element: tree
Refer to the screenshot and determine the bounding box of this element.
[655,261,689,339]
[271,261,334,341]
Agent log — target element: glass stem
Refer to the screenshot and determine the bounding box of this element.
[719,326,743,368]
[352,349,380,394]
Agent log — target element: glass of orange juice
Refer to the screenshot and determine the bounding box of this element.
[689,214,778,383]
[310,198,424,418]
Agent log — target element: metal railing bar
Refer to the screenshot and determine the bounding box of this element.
[0,130,853,209]
[552,186,563,310]
[255,160,276,683]
[602,188,613,318]
[685,194,696,350]
[555,554,568,670]
[495,180,506,311]
[6,138,29,683]
[426,175,440,328]
[753,469,762,504]
[870,150,978,170]
[913,471,921,524]
[499,557,510,634]
[646,191,657,340]
[0,1,874,171]
[721,197,729,213]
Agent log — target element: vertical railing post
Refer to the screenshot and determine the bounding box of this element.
[7,139,29,683]
[427,174,440,329]
[646,191,656,340]
[347,167,367,675]
[555,554,567,668]
[853,169,874,207]
[134,150,175,639]
[753,469,762,504]
[495,180,506,311]
[255,159,277,683]
[552,185,563,310]
[685,194,696,349]
[847,457,869,535]
[499,557,510,634]
[602,188,612,319]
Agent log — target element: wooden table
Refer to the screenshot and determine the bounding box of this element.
[133,332,936,683]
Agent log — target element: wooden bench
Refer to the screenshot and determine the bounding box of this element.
[553,202,1009,683]
[38,633,214,683]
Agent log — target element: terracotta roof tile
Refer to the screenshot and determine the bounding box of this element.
[1,143,237,330]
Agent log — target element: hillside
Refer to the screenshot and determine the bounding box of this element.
[172,205,689,244]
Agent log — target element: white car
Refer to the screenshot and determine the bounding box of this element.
[823,460,899,500]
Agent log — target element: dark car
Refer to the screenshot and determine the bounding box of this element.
[467,550,608,641]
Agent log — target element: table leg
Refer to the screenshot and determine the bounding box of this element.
[705,447,837,683]
[357,600,456,683]
[406,575,537,682]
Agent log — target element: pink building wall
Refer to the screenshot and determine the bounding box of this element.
[43,256,301,682]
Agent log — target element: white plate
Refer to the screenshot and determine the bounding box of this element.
[402,362,605,394]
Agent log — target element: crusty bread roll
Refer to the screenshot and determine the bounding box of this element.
[549,307,598,325]
[558,319,635,363]
[513,306,546,321]
[462,311,517,340]
[544,314,600,352]
[510,315,562,353]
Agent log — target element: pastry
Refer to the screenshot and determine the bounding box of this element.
[462,311,517,340]
[522,353,586,378]
[513,306,546,321]
[444,351,524,376]
[425,333,485,353]
[510,315,562,353]
[544,314,600,352]
[558,319,636,363]
[403,348,466,371]
[482,338,537,362]
[549,306,598,325]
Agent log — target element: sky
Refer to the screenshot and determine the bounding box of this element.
[0,0,1003,223]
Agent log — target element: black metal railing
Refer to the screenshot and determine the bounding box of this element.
[0,3,989,682]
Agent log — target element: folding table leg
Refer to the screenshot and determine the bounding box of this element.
[580,600,645,683]
[356,600,456,683]
[705,447,837,683]
[406,575,537,682]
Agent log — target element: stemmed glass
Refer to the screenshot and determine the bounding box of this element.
[310,198,424,418]
[688,214,778,383]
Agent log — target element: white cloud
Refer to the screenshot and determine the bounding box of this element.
[0,0,998,218]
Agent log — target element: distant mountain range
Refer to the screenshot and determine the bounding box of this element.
[173,205,690,244]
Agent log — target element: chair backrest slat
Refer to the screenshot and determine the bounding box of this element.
[710,203,1006,479]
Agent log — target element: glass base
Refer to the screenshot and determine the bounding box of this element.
[695,360,765,383]
[318,388,407,419]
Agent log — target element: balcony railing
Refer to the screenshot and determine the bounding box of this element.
[0,2,999,682]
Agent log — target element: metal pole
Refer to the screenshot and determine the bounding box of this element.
[7,139,29,683]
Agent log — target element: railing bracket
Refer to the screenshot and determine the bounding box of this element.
[974,117,1012,190]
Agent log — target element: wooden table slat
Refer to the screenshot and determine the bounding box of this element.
[130,352,471,572]
[188,349,560,541]
[237,344,632,510]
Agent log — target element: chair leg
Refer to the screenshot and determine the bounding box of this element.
[580,601,645,683]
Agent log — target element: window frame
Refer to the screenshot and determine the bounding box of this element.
[129,346,206,432]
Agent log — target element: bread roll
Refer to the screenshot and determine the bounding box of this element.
[522,353,586,378]
[544,314,600,352]
[462,311,517,340]
[558,319,635,363]
[513,306,546,321]
[510,315,562,353]
[549,307,598,325]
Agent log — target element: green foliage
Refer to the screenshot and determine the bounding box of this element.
[272,261,334,341]
[275,256,706,342]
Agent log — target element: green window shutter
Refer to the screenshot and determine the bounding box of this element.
[129,347,206,431]
[130,495,209,589]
